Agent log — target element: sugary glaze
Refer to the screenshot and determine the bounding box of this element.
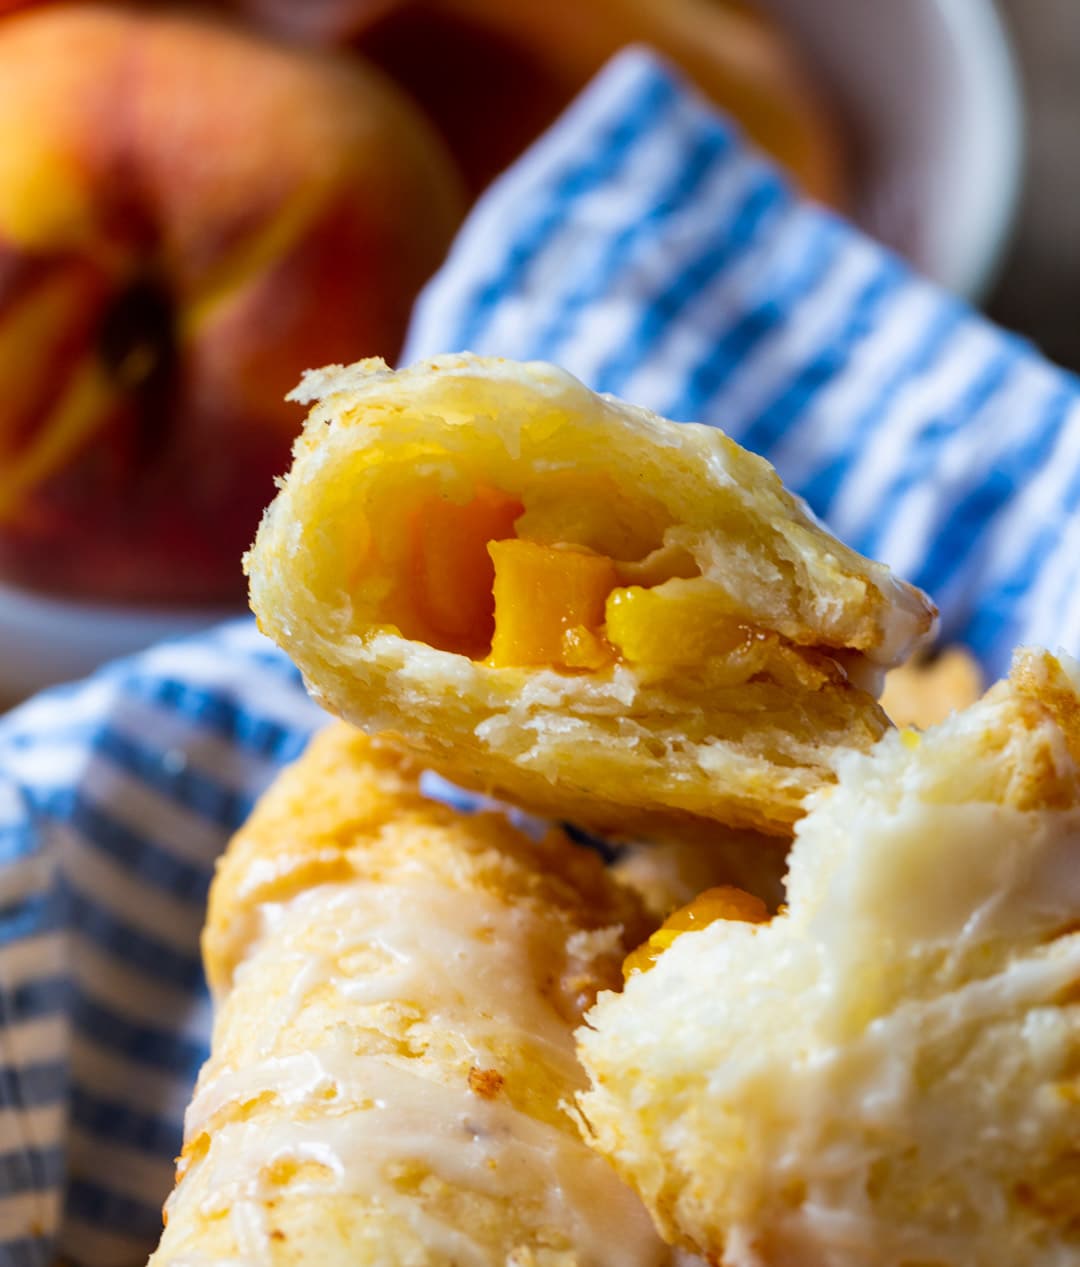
[578,649,1080,1267]
[149,724,666,1266]
[247,355,936,837]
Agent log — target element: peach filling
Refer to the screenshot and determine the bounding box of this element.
[404,486,524,658]
[488,539,617,670]
[386,486,765,672]
[605,584,766,668]
[623,885,769,979]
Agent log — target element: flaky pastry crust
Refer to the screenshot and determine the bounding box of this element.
[247,354,935,835]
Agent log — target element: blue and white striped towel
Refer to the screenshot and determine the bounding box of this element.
[2,47,1078,1267]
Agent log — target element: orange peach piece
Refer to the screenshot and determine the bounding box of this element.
[488,538,617,670]
[623,884,769,977]
[408,487,523,655]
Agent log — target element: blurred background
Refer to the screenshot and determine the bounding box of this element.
[0,0,1069,696]
[986,0,1079,372]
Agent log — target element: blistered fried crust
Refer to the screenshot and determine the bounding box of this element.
[247,355,934,836]
[577,648,1080,1267]
[152,724,665,1267]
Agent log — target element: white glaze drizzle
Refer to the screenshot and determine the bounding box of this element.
[252,880,585,1079]
[187,1054,664,1266]
[176,879,665,1266]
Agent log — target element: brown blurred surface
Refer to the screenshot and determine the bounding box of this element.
[986,0,1080,373]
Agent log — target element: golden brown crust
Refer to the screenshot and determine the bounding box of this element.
[205,722,651,994]
[1011,647,1080,776]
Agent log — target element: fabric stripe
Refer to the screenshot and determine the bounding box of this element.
[56,843,205,968]
[68,992,204,1079]
[0,1145,62,1195]
[452,70,679,352]
[0,1105,64,1159]
[525,115,736,365]
[963,390,1080,659]
[861,346,1025,573]
[736,256,907,457]
[70,1038,191,1126]
[0,1019,66,1074]
[917,376,1072,606]
[86,726,251,831]
[57,880,202,993]
[65,1125,176,1221]
[1027,457,1080,644]
[0,896,54,950]
[594,171,794,401]
[4,979,67,1026]
[794,299,968,515]
[64,1177,163,1242]
[824,321,1009,548]
[123,673,317,765]
[0,1063,65,1109]
[601,156,791,415]
[653,213,845,421]
[555,146,788,409]
[69,1085,182,1159]
[63,795,211,904]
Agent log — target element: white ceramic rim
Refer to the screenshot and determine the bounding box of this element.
[759,0,1024,300]
[934,0,1024,299]
[0,579,237,701]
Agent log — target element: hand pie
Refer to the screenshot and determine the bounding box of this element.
[247,355,934,837]
[576,648,1080,1267]
[149,724,667,1267]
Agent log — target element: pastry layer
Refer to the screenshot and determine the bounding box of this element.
[577,648,1080,1267]
[246,354,935,836]
[150,724,665,1267]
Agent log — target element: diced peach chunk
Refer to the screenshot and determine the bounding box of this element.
[624,885,769,978]
[409,486,523,656]
[488,538,617,670]
[605,583,759,667]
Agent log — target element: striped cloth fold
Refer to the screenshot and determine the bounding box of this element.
[1,46,1078,1267]
[406,49,1080,676]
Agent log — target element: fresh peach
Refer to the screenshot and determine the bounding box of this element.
[0,5,463,604]
[228,0,848,203]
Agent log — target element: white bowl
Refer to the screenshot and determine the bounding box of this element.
[762,0,1023,299]
[0,581,237,704]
